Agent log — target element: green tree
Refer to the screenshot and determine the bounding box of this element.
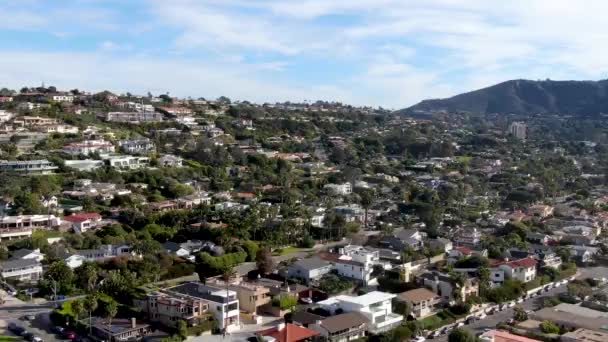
[83,295,98,336]
[514,307,528,321]
[177,320,188,339]
[256,247,275,275]
[41,261,75,296]
[71,299,85,322]
[540,321,560,334]
[448,328,476,342]
[242,241,259,262]
[105,299,118,341]
[13,192,43,215]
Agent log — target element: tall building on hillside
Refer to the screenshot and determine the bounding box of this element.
[509,122,527,140]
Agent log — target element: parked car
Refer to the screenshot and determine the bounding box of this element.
[52,326,65,335]
[8,323,25,336]
[62,331,77,340]
[456,322,465,328]
[478,313,487,319]
[412,337,426,342]
[22,314,36,321]
[32,337,43,342]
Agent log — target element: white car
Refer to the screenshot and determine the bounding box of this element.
[456,322,465,328]
[478,313,487,319]
[412,337,426,342]
[507,302,516,307]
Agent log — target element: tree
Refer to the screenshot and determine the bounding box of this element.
[105,299,118,341]
[71,299,84,323]
[513,307,528,321]
[41,261,75,296]
[13,192,43,215]
[242,241,259,262]
[256,247,275,275]
[540,320,560,334]
[83,295,98,336]
[359,190,374,229]
[448,328,476,342]
[177,320,188,339]
[76,263,99,293]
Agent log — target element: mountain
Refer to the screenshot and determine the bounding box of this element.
[399,79,608,116]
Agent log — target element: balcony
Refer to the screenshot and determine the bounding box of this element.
[369,313,403,334]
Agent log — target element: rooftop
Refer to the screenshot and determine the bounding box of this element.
[481,330,541,342]
[398,288,438,303]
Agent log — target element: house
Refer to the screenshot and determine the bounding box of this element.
[63,213,103,233]
[257,323,319,342]
[536,249,562,269]
[64,159,105,171]
[105,155,150,170]
[105,111,163,123]
[89,317,150,341]
[480,330,541,342]
[63,140,115,156]
[419,271,479,305]
[324,183,352,195]
[526,232,551,245]
[159,154,183,167]
[118,138,155,154]
[291,311,325,328]
[311,312,369,342]
[317,291,403,333]
[495,257,537,283]
[10,248,44,262]
[0,258,43,282]
[0,159,58,174]
[137,291,211,328]
[528,204,554,219]
[330,245,381,285]
[396,288,440,319]
[380,229,424,251]
[0,214,61,229]
[428,237,453,253]
[209,279,271,316]
[287,257,333,284]
[164,282,240,332]
[569,246,597,264]
[561,328,608,342]
[65,244,135,268]
[454,227,482,247]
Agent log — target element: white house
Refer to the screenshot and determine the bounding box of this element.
[159,154,183,167]
[317,291,403,333]
[334,245,381,285]
[287,257,333,284]
[63,213,103,233]
[63,140,115,156]
[10,248,45,262]
[324,182,352,195]
[0,259,43,282]
[496,257,537,283]
[65,244,135,269]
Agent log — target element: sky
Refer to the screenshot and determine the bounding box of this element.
[1,0,608,109]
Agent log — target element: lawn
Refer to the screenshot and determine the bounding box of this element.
[420,311,456,330]
[0,337,17,342]
[275,247,308,256]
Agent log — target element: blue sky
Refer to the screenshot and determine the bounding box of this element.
[1,0,607,108]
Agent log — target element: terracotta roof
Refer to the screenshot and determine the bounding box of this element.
[482,330,541,342]
[257,323,319,342]
[320,312,368,334]
[497,257,537,269]
[454,246,472,255]
[398,288,438,303]
[63,213,102,222]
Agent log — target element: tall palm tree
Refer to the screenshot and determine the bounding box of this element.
[105,300,118,342]
[83,295,98,337]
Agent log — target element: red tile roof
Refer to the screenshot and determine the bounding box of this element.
[497,257,537,269]
[257,323,319,342]
[483,330,541,342]
[63,213,102,222]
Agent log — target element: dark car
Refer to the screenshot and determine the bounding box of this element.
[23,332,35,341]
[8,323,25,336]
[52,326,65,335]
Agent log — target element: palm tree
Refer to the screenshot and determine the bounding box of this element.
[221,266,236,333]
[105,300,118,342]
[71,299,84,324]
[83,295,98,337]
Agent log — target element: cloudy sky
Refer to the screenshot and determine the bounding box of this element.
[1,0,607,108]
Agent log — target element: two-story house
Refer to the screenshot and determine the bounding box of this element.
[0,258,43,282]
[63,213,103,233]
[137,291,210,327]
[332,245,381,286]
[496,257,537,283]
[419,271,478,305]
[396,288,440,319]
[317,291,403,333]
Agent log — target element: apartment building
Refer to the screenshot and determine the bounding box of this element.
[137,291,210,328]
[105,111,164,123]
[63,139,115,156]
[0,258,43,282]
[0,159,58,175]
[318,291,402,334]
[396,288,440,319]
[164,282,240,332]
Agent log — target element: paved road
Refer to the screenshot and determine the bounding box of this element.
[431,277,579,341]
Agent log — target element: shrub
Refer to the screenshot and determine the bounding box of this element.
[540,321,560,334]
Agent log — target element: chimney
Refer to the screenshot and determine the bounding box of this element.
[131,317,136,329]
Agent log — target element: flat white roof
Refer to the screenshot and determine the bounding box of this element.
[320,291,396,307]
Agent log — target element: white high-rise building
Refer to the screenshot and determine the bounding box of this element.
[509,122,527,140]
